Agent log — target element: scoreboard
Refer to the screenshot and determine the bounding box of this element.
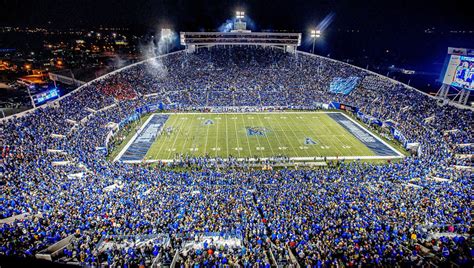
[33,88,59,105]
[440,47,474,90]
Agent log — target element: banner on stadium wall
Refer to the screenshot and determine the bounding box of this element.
[356,110,411,148]
[134,102,167,115]
[95,147,108,155]
[371,118,383,127]
[383,120,395,128]
[329,101,340,109]
[119,112,140,128]
[148,103,161,112]
[120,102,170,128]
[356,111,382,127]
[391,127,408,147]
[339,103,359,113]
[314,102,329,109]
[328,101,358,111]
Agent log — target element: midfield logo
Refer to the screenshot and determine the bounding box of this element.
[203,119,214,125]
[246,127,269,136]
[304,137,317,145]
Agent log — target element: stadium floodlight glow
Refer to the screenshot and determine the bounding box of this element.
[310,29,321,38]
[310,29,321,54]
[160,28,175,54]
[236,11,245,19]
[161,28,173,40]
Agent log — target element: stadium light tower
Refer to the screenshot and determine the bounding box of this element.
[236,11,245,20]
[161,28,173,54]
[233,11,248,32]
[310,29,321,54]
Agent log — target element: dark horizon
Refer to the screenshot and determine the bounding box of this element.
[1,0,474,95]
[1,0,473,32]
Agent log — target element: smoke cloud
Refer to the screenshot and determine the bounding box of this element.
[139,29,177,77]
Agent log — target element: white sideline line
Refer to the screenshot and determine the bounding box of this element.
[338,112,405,158]
[113,114,156,162]
[158,111,341,115]
[122,155,404,164]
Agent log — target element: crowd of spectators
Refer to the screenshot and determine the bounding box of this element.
[0,46,472,267]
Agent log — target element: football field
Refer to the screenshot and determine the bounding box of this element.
[114,112,404,162]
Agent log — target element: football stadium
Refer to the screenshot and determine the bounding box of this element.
[0,2,473,268]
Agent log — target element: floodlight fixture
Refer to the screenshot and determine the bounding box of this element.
[236,11,245,19]
[161,28,173,39]
[310,29,321,54]
[310,29,321,38]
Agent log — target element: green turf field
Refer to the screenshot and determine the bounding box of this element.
[143,112,378,160]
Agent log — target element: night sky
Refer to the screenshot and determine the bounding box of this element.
[1,0,473,84]
[1,0,472,32]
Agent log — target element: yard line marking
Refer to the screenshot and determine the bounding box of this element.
[289,113,323,157]
[256,114,275,156]
[155,115,177,159]
[179,115,195,156]
[166,114,187,159]
[284,114,311,157]
[273,114,300,157]
[225,114,229,158]
[289,113,324,157]
[204,116,211,155]
[187,114,200,156]
[214,115,219,158]
[327,116,366,155]
[240,114,255,157]
[232,113,242,158]
[318,115,348,157]
[325,120,356,154]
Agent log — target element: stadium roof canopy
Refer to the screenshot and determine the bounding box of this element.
[180,31,301,49]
